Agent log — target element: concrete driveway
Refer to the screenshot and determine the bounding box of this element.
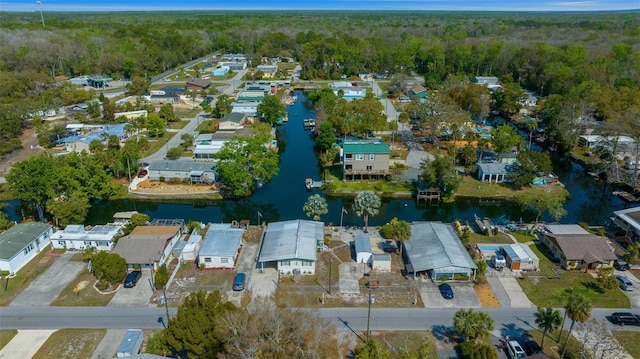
[0,330,56,358]
[615,269,640,309]
[418,281,481,308]
[10,251,85,306]
[237,241,278,300]
[107,271,153,307]
[339,262,365,294]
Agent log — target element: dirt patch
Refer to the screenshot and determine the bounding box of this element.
[474,281,500,308]
[134,179,218,194]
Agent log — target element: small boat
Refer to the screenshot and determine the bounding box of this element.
[303,118,316,129]
[305,178,322,189]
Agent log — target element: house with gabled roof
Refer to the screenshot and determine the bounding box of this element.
[409,84,426,98]
[60,123,129,153]
[186,78,212,92]
[257,220,323,275]
[0,222,54,274]
[476,162,516,183]
[342,141,390,181]
[198,223,244,269]
[112,225,181,271]
[541,226,617,270]
[403,221,477,280]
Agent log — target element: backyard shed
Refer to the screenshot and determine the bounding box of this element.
[354,234,373,264]
[372,254,392,272]
[502,243,539,271]
[181,232,202,261]
[117,329,143,357]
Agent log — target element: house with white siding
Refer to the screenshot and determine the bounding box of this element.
[51,224,121,251]
[198,224,244,269]
[257,220,323,275]
[0,222,54,274]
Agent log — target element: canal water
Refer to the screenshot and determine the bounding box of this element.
[2,91,630,227]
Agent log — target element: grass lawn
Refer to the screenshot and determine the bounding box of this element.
[0,249,57,306]
[50,270,116,306]
[323,177,414,197]
[613,331,640,358]
[31,329,106,359]
[174,107,201,119]
[142,133,177,157]
[0,330,17,350]
[196,119,213,133]
[510,230,537,243]
[520,328,583,359]
[466,231,515,245]
[366,330,437,357]
[166,120,189,129]
[456,175,523,199]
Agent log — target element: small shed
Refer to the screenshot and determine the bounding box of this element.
[372,254,391,272]
[354,234,373,264]
[181,232,202,261]
[117,329,143,357]
[502,243,539,271]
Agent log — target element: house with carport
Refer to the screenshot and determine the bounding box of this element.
[257,220,323,275]
[0,222,54,274]
[403,221,477,281]
[51,224,121,251]
[540,224,617,270]
[112,225,181,271]
[198,223,244,269]
[501,243,539,271]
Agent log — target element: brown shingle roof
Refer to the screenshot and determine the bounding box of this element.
[410,84,426,93]
[129,226,180,237]
[548,234,617,263]
[186,79,211,89]
[112,236,167,264]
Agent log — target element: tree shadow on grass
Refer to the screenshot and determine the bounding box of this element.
[581,281,605,294]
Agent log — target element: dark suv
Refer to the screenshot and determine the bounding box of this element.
[124,270,142,288]
[523,340,543,356]
[614,260,630,271]
[611,312,640,326]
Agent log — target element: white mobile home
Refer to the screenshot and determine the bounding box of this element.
[0,222,54,274]
[258,220,323,275]
[198,224,244,269]
[51,224,121,251]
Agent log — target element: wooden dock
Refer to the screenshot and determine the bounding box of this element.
[305,178,322,189]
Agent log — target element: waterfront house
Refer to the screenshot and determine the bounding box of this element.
[408,84,426,99]
[113,211,138,225]
[342,141,390,181]
[112,225,181,271]
[231,102,260,117]
[0,222,54,274]
[237,90,265,102]
[501,243,539,271]
[198,223,244,269]
[60,123,129,153]
[51,224,121,251]
[540,224,616,270]
[147,160,216,183]
[612,207,640,243]
[257,220,323,275]
[330,82,367,101]
[476,162,516,183]
[403,221,477,280]
[218,112,246,131]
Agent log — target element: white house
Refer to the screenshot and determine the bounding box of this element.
[372,254,391,273]
[354,234,373,264]
[231,102,260,117]
[51,224,122,251]
[60,123,129,153]
[258,220,323,275]
[0,222,54,274]
[472,76,500,90]
[198,223,244,269]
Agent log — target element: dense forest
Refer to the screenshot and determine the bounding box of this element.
[1,11,639,155]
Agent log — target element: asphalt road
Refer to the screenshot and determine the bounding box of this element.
[2,306,638,332]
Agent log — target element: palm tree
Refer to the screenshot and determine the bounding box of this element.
[353,191,381,233]
[303,194,328,221]
[560,292,592,359]
[454,308,494,342]
[534,307,562,348]
[381,217,411,258]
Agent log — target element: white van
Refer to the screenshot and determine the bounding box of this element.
[507,341,526,359]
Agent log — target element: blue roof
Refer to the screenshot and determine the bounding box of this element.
[199,224,244,257]
[61,123,128,145]
[354,234,372,253]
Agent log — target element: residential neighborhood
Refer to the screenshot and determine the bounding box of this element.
[1,9,640,359]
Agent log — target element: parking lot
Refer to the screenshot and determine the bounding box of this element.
[418,281,481,308]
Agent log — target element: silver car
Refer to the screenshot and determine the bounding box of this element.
[616,275,635,291]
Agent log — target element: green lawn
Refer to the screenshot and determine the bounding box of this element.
[0,330,17,350]
[614,331,640,358]
[32,329,105,359]
[509,230,537,243]
[0,249,57,306]
[141,133,177,157]
[50,270,116,307]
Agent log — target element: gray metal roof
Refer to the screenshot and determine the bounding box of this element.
[404,222,477,273]
[199,224,244,257]
[258,220,323,262]
[543,224,589,235]
[148,160,215,172]
[502,243,539,262]
[0,222,52,260]
[354,234,372,254]
[117,329,142,354]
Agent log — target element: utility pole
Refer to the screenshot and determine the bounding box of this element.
[162,285,171,326]
[328,258,332,295]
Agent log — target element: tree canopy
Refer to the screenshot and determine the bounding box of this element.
[353,191,381,232]
[303,194,328,221]
[257,95,287,125]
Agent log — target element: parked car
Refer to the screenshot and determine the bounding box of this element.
[611,312,640,326]
[492,254,506,269]
[523,340,543,356]
[233,272,246,291]
[506,340,527,359]
[438,283,454,299]
[616,275,635,291]
[123,270,142,288]
[137,169,148,178]
[614,260,630,271]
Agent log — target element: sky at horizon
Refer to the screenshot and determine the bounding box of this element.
[1,0,639,12]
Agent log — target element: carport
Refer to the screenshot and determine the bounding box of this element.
[403,222,477,281]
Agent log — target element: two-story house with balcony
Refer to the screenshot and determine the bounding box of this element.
[341,140,390,181]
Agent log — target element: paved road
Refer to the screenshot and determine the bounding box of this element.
[2,306,638,332]
[141,69,246,163]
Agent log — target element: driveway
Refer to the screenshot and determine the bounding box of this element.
[339,262,365,294]
[615,269,640,309]
[237,241,278,300]
[417,281,481,309]
[495,273,534,308]
[107,271,153,307]
[10,251,85,306]
[0,330,56,358]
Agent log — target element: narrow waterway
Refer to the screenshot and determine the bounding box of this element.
[3,91,631,227]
